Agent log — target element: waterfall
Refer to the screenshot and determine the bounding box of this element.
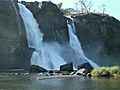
[18,3,98,70]
[18,3,43,49]
[67,20,99,68]
[18,3,66,70]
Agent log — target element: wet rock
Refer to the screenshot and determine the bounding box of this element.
[23,73,29,76]
[78,62,93,71]
[70,72,76,75]
[29,65,47,73]
[60,62,73,71]
[49,70,54,74]
[14,73,19,75]
[86,73,92,77]
[76,68,89,76]
[61,72,70,75]
[100,71,111,77]
[48,70,55,75]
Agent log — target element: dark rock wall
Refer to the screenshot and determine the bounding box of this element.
[0,0,32,70]
[74,13,120,65]
[22,1,69,43]
[0,0,120,70]
[20,1,120,66]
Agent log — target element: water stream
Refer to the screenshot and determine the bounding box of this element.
[67,20,98,68]
[18,3,98,70]
[18,3,66,70]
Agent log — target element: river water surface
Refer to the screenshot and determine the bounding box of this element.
[0,74,120,90]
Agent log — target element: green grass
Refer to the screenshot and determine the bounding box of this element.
[91,66,120,77]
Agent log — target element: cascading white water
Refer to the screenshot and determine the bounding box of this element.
[67,20,99,68]
[18,3,43,49]
[18,3,66,70]
[18,2,98,70]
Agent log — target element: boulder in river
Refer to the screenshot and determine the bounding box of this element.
[29,65,47,73]
[60,62,73,71]
[78,62,93,71]
[76,68,89,76]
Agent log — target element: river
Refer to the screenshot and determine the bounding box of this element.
[0,74,120,90]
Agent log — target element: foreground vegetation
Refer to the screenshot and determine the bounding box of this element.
[91,66,120,77]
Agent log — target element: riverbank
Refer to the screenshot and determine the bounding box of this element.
[36,75,81,80]
[36,66,120,79]
[0,66,120,80]
[0,73,120,90]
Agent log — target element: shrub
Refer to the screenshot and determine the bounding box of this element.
[91,67,102,77]
[91,66,120,77]
[109,66,120,75]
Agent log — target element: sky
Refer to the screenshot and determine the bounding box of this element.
[18,0,120,20]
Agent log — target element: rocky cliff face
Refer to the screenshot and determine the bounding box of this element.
[0,0,32,70]
[0,0,120,70]
[20,1,120,66]
[74,13,120,65]
[22,1,69,43]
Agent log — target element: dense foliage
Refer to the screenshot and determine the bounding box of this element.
[91,66,120,77]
